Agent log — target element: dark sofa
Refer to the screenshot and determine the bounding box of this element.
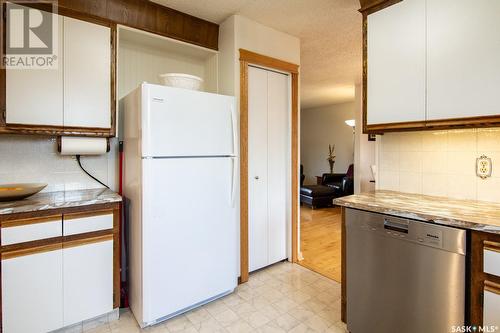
[300,164,354,209]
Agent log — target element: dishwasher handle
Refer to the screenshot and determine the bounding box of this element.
[383,217,409,234]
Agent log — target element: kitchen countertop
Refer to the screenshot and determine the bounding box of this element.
[0,188,122,215]
[334,190,500,234]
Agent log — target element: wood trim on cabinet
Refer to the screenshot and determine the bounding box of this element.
[425,115,500,130]
[359,0,402,14]
[484,241,500,253]
[0,202,120,224]
[1,242,62,260]
[64,209,114,221]
[110,24,117,137]
[1,229,113,254]
[1,236,63,254]
[485,280,500,295]
[361,13,368,134]
[238,50,299,283]
[1,215,62,228]
[0,124,115,137]
[63,233,113,249]
[365,121,427,134]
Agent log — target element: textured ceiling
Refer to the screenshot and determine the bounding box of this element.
[151,0,362,109]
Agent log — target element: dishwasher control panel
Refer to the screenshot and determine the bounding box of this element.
[383,216,444,249]
[348,209,465,254]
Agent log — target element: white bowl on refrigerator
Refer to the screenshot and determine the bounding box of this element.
[158,73,204,91]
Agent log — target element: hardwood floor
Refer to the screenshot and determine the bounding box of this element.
[299,205,342,282]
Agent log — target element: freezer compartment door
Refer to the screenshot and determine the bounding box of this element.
[141,157,238,324]
[142,84,237,158]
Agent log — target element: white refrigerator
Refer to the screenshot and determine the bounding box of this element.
[123,83,238,328]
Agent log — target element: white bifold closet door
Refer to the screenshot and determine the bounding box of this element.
[248,66,289,272]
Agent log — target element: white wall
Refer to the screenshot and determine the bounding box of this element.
[219,14,301,98]
[300,102,355,185]
[376,128,500,202]
[0,135,118,193]
[118,40,206,100]
[354,84,376,193]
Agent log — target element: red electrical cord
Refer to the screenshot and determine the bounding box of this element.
[118,141,129,308]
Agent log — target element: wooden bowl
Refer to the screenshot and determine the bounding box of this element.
[0,183,47,201]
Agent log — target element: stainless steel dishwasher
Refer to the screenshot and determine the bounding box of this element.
[346,208,466,333]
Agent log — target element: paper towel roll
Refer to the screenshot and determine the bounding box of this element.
[59,137,109,155]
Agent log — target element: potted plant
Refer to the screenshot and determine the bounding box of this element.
[327,144,336,174]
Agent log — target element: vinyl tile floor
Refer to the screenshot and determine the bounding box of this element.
[87,262,347,333]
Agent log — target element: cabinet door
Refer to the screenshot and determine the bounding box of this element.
[248,66,269,272]
[6,9,63,126]
[63,17,111,129]
[267,71,288,265]
[63,239,113,326]
[427,0,500,120]
[484,283,500,328]
[366,0,426,125]
[2,248,63,333]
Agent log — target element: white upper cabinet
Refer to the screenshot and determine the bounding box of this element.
[6,8,63,126]
[367,0,426,125]
[5,9,112,133]
[426,0,500,120]
[64,17,111,129]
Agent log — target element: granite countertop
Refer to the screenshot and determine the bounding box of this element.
[334,190,500,234]
[0,188,122,215]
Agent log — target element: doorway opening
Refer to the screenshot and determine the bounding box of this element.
[298,105,356,282]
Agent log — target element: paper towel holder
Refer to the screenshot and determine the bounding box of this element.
[57,136,110,155]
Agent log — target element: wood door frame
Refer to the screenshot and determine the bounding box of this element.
[239,49,299,283]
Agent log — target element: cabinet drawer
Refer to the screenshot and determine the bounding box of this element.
[484,281,500,327]
[63,211,113,236]
[484,241,500,277]
[1,216,62,246]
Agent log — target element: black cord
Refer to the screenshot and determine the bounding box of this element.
[76,155,110,189]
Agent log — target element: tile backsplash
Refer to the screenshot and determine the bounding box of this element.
[0,135,118,193]
[377,128,500,203]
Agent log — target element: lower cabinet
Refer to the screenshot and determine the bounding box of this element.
[2,247,64,333]
[471,231,500,326]
[484,281,500,328]
[63,239,113,327]
[0,207,119,333]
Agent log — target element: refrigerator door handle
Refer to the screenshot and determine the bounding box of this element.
[230,157,237,207]
[230,104,238,156]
